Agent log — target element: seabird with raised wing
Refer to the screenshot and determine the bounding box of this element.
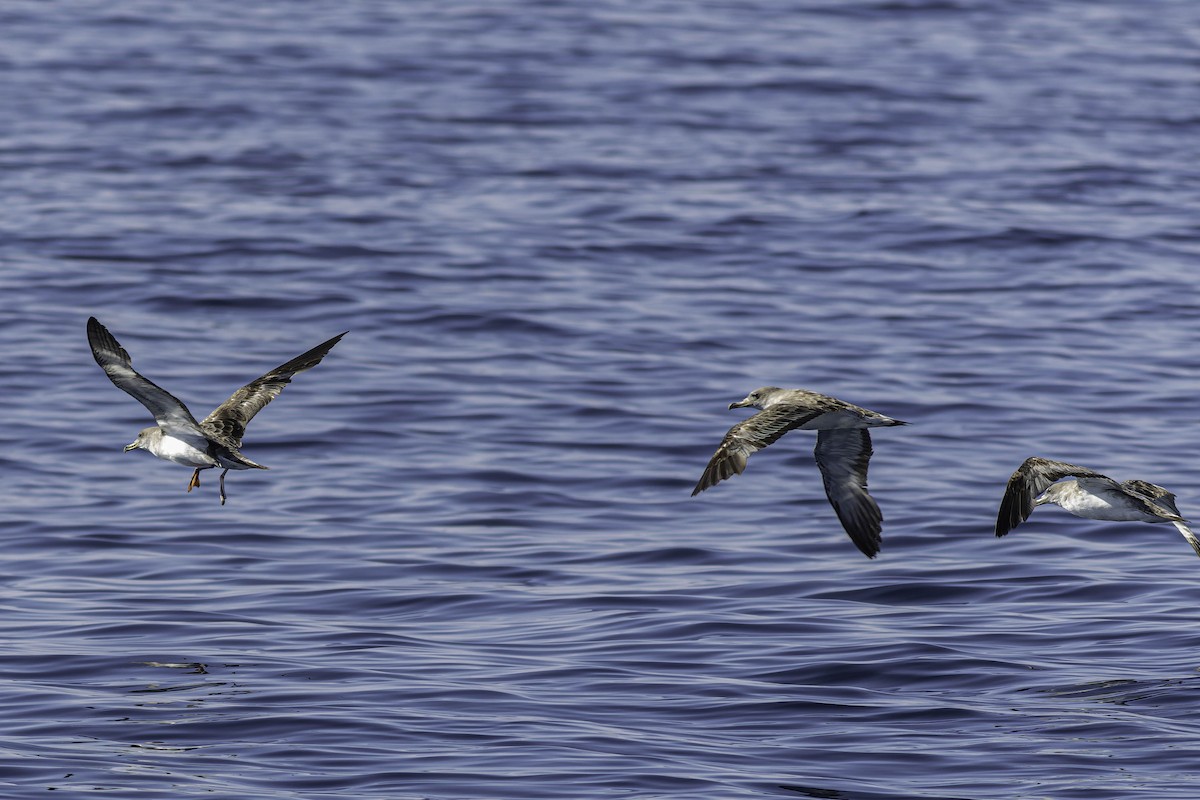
[995,456,1199,557]
[87,316,345,505]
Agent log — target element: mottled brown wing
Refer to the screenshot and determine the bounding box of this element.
[692,404,824,496]
[201,332,346,448]
[1116,479,1200,558]
[1120,479,1185,521]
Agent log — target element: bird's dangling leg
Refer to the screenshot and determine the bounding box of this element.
[187,468,201,492]
[219,469,229,505]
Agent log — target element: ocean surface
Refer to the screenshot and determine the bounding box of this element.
[3,1,1200,797]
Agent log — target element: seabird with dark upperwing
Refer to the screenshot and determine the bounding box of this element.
[87,316,345,505]
[692,386,906,558]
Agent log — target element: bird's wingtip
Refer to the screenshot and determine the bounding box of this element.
[852,537,881,559]
[853,536,881,558]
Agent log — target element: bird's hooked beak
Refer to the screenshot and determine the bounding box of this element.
[729,397,754,410]
[124,441,139,453]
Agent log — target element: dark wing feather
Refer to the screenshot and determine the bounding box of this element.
[692,404,824,496]
[86,316,203,435]
[1120,479,1186,521]
[1116,479,1200,557]
[814,428,882,559]
[201,332,346,448]
[994,456,1106,537]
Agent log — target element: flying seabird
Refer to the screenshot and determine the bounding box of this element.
[692,386,907,558]
[87,316,346,505]
[995,456,1199,557]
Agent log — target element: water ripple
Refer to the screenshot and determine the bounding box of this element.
[3,0,1200,797]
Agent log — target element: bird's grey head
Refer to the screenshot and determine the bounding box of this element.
[125,426,160,453]
[729,386,782,410]
[1034,480,1075,507]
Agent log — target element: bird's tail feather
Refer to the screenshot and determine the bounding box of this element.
[1172,521,1200,559]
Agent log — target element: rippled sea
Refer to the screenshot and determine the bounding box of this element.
[4,1,1200,798]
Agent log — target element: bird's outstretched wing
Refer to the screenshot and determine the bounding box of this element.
[814,428,882,558]
[692,404,824,495]
[1120,479,1185,520]
[1118,479,1200,557]
[995,456,1107,537]
[201,331,346,448]
[87,316,203,436]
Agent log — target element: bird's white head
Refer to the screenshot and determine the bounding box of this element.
[729,386,782,410]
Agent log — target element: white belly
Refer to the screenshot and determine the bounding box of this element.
[151,434,217,468]
[1058,486,1154,522]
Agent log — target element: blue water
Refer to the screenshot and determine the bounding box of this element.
[3,1,1200,797]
